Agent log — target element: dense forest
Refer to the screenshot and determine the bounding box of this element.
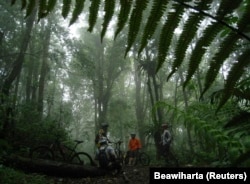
[0,0,250,183]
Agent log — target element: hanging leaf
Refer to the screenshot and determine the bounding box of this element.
[62,0,71,19]
[88,0,101,32]
[69,0,85,26]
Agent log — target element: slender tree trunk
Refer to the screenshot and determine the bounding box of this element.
[178,68,194,154]
[0,8,36,137]
[37,20,52,120]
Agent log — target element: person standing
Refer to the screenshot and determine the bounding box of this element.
[160,123,172,156]
[128,133,142,166]
[94,122,109,160]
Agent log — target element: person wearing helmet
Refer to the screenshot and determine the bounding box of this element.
[128,133,142,166]
[94,122,110,160]
[160,123,172,156]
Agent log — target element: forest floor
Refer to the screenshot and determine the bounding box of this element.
[43,165,150,184]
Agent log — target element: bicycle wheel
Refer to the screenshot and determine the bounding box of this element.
[71,152,97,166]
[139,152,150,166]
[29,146,54,160]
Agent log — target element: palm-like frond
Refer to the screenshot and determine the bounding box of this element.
[25,0,36,18]
[47,0,57,14]
[157,3,185,72]
[101,0,115,42]
[88,0,101,32]
[62,0,71,19]
[217,49,250,111]
[114,0,132,39]
[167,1,212,81]
[138,0,169,55]
[69,0,85,26]
[183,0,242,88]
[125,0,149,57]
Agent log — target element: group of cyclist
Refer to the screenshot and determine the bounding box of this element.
[94,121,172,168]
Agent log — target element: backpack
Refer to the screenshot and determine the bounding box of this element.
[98,146,109,168]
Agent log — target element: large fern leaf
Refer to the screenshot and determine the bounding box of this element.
[167,1,212,81]
[69,0,85,26]
[88,0,101,32]
[25,0,36,18]
[202,2,250,97]
[184,0,242,88]
[47,0,57,14]
[138,0,169,55]
[125,0,149,57]
[217,49,250,111]
[38,0,48,20]
[156,3,185,72]
[101,0,115,42]
[62,0,71,19]
[114,0,132,39]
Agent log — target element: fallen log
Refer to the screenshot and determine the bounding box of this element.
[3,154,109,178]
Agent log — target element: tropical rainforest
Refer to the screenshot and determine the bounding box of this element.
[0,0,250,183]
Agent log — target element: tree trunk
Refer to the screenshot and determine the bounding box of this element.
[4,154,108,178]
[0,7,36,138]
[37,19,52,119]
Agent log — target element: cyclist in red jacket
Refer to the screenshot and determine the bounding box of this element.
[128,133,142,166]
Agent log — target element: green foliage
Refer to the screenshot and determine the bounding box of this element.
[101,0,115,42]
[0,166,52,184]
[69,0,85,26]
[10,0,250,110]
[88,0,101,32]
[114,0,132,39]
[151,101,250,166]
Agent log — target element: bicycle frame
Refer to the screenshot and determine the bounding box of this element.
[49,140,83,161]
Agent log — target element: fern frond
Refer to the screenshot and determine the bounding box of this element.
[21,0,27,10]
[156,4,185,72]
[101,0,115,42]
[125,0,149,57]
[62,0,71,19]
[184,0,240,88]
[88,0,101,32]
[217,0,243,17]
[201,32,238,98]
[202,3,250,97]
[69,0,85,26]
[47,0,57,13]
[138,0,169,55]
[38,0,48,20]
[25,0,36,18]
[167,1,212,81]
[114,0,132,39]
[217,49,250,111]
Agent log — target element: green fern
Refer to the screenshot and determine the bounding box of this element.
[217,49,250,111]
[125,0,149,57]
[25,0,36,18]
[38,0,48,20]
[69,0,85,26]
[167,1,212,81]
[114,0,132,39]
[88,0,101,32]
[157,3,185,72]
[101,0,115,42]
[138,0,169,55]
[62,0,71,19]
[47,0,57,14]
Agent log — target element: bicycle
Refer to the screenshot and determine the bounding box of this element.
[112,140,125,164]
[29,139,97,166]
[124,149,150,166]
